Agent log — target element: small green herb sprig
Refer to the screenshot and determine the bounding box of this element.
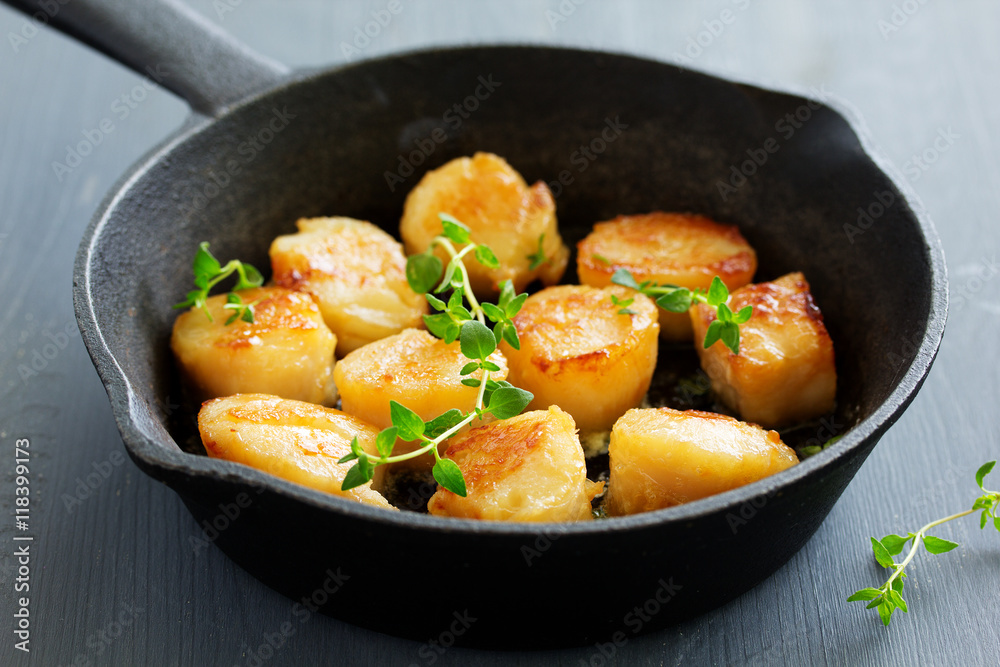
[610,269,752,354]
[174,242,265,324]
[339,213,534,497]
[848,461,1000,626]
[798,434,842,459]
[527,233,548,270]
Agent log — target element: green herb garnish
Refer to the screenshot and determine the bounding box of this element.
[848,461,1000,625]
[339,213,533,497]
[174,242,264,324]
[798,434,843,458]
[527,233,547,270]
[610,268,752,354]
[610,293,636,316]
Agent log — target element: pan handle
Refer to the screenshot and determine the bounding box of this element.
[2,0,289,117]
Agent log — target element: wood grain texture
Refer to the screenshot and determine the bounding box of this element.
[1,1,998,665]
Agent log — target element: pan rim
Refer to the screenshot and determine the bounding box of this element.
[72,43,948,537]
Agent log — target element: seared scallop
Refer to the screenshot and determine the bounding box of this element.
[334,328,509,468]
[270,216,428,356]
[690,272,836,429]
[198,394,394,509]
[427,406,602,521]
[400,152,569,296]
[577,212,757,341]
[171,286,337,405]
[606,407,798,515]
[499,284,659,434]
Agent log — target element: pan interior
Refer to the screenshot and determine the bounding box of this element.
[83,46,935,514]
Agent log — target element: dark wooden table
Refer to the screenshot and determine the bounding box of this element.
[2,1,998,665]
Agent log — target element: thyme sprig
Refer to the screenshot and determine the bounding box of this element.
[339,214,533,497]
[848,461,1000,625]
[527,233,548,270]
[610,269,752,354]
[173,242,264,324]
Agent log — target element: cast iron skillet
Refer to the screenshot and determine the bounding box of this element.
[9,0,947,649]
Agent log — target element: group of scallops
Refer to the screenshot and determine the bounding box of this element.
[171,152,837,522]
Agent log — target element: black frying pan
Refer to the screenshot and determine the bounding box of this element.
[7,0,947,649]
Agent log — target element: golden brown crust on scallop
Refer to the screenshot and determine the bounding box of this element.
[334,328,508,469]
[198,394,394,509]
[577,212,757,340]
[171,286,337,405]
[427,406,601,522]
[270,216,427,356]
[400,152,569,295]
[500,284,659,434]
[690,272,836,428]
[606,407,797,515]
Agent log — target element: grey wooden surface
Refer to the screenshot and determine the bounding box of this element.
[1,1,998,665]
